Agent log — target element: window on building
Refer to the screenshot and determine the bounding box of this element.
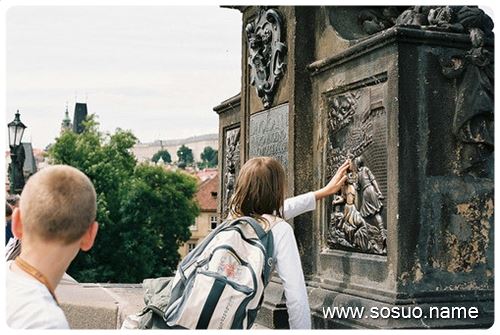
[188,243,196,252]
[210,216,218,230]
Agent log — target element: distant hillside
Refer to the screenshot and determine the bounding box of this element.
[133,134,218,162]
[143,133,218,147]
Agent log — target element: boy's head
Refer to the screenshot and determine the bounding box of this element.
[14,165,97,246]
[229,156,285,219]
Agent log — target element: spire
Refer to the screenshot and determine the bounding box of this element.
[61,102,73,133]
[64,103,70,121]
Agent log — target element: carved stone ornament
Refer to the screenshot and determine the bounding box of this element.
[357,7,403,35]
[437,27,494,178]
[223,128,240,217]
[394,6,494,36]
[246,7,287,109]
[327,92,359,133]
[363,6,494,36]
[329,6,493,41]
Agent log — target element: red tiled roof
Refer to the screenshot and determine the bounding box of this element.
[195,173,219,212]
[195,168,218,182]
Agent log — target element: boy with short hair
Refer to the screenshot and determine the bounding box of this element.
[6,165,99,329]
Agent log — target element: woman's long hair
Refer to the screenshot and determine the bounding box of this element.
[229,157,285,228]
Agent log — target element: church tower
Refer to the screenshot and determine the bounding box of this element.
[60,104,72,133]
[73,102,88,134]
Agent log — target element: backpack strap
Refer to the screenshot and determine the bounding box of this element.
[237,216,267,239]
[261,229,274,286]
[236,216,274,286]
[179,217,234,268]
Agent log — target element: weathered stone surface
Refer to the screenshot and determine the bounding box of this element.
[215,6,494,329]
[308,25,493,328]
[57,283,118,329]
[254,275,289,329]
[56,277,144,329]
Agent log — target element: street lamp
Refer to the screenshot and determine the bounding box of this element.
[8,110,27,194]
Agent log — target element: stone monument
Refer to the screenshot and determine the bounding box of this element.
[214,6,493,329]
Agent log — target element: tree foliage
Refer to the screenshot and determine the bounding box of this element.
[115,165,198,280]
[48,115,199,283]
[177,144,194,165]
[152,149,172,163]
[199,146,218,168]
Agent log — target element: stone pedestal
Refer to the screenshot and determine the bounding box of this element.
[215,6,494,329]
[307,23,493,329]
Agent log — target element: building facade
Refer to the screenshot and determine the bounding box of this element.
[178,174,219,259]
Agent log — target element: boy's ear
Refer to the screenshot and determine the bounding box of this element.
[11,208,23,239]
[80,221,99,252]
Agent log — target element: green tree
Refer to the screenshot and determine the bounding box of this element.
[177,144,194,166]
[48,115,198,283]
[118,165,199,279]
[152,149,172,163]
[200,146,218,168]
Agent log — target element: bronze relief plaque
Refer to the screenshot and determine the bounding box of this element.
[222,126,240,218]
[325,74,388,255]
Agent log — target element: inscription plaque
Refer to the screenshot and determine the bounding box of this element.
[325,75,388,255]
[249,104,289,169]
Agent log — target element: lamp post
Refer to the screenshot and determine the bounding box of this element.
[8,110,27,194]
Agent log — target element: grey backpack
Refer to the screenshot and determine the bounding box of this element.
[139,216,274,329]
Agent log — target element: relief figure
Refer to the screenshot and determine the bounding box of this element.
[223,129,240,216]
[439,27,494,177]
[355,156,386,247]
[329,157,386,254]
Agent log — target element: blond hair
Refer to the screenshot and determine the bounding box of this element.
[19,165,96,244]
[229,157,285,226]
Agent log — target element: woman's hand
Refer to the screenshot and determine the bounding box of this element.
[314,160,350,200]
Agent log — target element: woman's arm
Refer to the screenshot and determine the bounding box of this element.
[283,160,350,220]
[313,160,350,200]
[283,192,316,220]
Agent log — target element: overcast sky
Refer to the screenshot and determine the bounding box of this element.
[6,5,495,150]
[6,6,242,149]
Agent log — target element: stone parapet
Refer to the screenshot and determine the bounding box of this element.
[56,275,268,329]
[56,275,144,329]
